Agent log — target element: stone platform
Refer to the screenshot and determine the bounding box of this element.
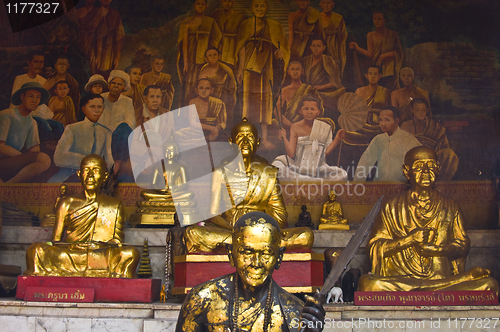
[1,299,500,331]
[1,226,500,286]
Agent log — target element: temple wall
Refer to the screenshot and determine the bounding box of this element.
[405,42,500,112]
[1,181,496,229]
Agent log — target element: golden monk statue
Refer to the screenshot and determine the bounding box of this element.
[358,146,499,293]
[176,212,325,331]
[318,189,349,230]
[133,137,198,226]
[24,155,140,278]
[184,118,314,252]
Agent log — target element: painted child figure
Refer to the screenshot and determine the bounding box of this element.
[198,48,236,126]
[302,38,344,118]
[123,65,145,109]
[273,96,347,180]
[188,78,227,141]
[48,81,77,126]
[276,61,321,127]
[85,75,107,95]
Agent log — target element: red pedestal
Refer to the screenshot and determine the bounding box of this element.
[173,250,324,294]
[355,291,498,306]
[17,276,161,303]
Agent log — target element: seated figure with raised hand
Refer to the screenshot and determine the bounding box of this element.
[24,155,140,278]
[184,118,314,253]
[140,137,193,202]
[176,211,325,331]
[273,96,347,181]
[358,146,499,294]
[319,189,348,230]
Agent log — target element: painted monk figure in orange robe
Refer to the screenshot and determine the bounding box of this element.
[319,0,347,77]
[391,67,431,123]
[235,0,289,149]
[350,11,403,90]
[211,0,246,69]
[288,0,323,61]
[178,0,222,106]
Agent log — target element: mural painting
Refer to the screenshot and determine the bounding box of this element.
[0,0,500,185]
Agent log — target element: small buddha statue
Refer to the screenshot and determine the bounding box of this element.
[132,137,199,226]
[41,184,68,227]
[295,205,314,229]
[24,155,140,278]
[318,190,349,230]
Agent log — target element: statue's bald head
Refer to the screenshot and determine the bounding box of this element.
[404,146,437,167]
[78,154,109,191]
[233,212,281,248]
[80,154,107,171]
[231,118,259,141]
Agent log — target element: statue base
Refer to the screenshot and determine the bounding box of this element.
[16,276,161,303]
[0,264,21,296]
[318,224,350,230]
[131,200,201,227]
[129,212,176,226]
[172,250,323,294]
[40,214,55,227]
[355,291,498,306]
[294,222,315,230]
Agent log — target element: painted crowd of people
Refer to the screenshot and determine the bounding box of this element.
[0,0,458,184]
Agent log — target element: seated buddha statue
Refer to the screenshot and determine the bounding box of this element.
[318,189,349,230]
[184,118,314,253]
[358,146,499,294]
[24,155,140,278]
[136,137,198,226]
[140,137,193,201]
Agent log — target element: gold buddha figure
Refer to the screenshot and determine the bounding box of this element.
[132,137,199,226]
[184,118,314,252]
[40,184,68,227]
[24,155,140,278]
[318,189,349,230]
[358,146,499,294]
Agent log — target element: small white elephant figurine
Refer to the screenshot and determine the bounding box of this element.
[326,287,343,303]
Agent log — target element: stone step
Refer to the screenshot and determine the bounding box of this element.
[2,299,500,332]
